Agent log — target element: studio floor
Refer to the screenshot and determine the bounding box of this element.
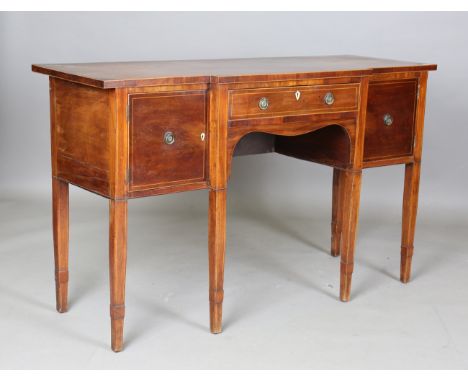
[1,187,467,369]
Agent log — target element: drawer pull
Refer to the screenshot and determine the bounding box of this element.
[164,131,175,145]
[323,92,335,105]
[383,113,394,126]
[258,97,269,110]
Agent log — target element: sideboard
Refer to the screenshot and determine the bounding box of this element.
[32,56,437,351]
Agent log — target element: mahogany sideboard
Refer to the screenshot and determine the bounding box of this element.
[32,56,437,351]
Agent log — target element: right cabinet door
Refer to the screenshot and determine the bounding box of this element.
[364,80,418,162]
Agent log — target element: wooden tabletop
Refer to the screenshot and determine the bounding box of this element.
[32,55,437,89]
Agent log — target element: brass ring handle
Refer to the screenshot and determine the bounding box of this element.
[164,131,175,145]
[258,97,269,110]
[383,113,394,126]
[323,92,335,105]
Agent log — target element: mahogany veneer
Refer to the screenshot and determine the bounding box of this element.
[33,55,436,351]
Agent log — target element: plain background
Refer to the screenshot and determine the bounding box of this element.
[0,12,467,369]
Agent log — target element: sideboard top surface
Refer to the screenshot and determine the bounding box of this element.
[32,55,437,89]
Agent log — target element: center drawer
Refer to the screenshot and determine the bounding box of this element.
[229,84,359,120]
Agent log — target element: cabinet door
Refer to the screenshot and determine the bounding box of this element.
[364,80,418,162]
[129,91,207,191]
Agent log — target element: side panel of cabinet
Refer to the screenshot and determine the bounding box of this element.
[52,78,113,197]
[129,91,207,191]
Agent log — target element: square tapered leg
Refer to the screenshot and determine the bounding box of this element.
[208,189,227,334]
[339,169,362,302]
[52,178,69,313]
[109,200,128,352]
[400,162,421,283]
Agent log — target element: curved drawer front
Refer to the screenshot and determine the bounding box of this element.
[229,84,359,120]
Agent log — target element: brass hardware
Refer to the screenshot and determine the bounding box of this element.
[295,90,301,101]
[383,113,394,126]
[258,97,269,110]
[164,131,175,145]
[323,92,335,105]
[201,132,205,141]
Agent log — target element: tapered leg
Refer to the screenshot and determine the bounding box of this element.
[331,168,345,257]
[52,178,69,313]
[208,189,227,334]
[339,169,362,302]
[400,162,421,283]
[109,200,128,352]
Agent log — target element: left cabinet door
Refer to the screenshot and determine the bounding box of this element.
[129,91,207,192]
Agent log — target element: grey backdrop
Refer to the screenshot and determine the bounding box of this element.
[1,12,468,369]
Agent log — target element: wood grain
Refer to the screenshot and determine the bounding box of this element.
[364,80,418,161]
[339,77,369,302]
[129,91,207,191]
[51,78,112,196]
[109,200,128,352]
[32,55,436,88]
[208,190,227,334]
[401,162,420,283]
[207,83,229,333]
[52,178,69,313]
[339,169,363,302]
[400,72,428,283]
[109,88,129,200]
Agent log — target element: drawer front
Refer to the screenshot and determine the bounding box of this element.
[129,91,207,190]
[229,84,359,120]
[364,80,417,161]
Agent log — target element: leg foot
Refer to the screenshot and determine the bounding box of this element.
[110,304,125,352]
[52,178,69,313]
[210,301,223,334]
[400,246,413,283]
[208,190,227,334]
[340,262,354,302]
[55,269,69,313]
